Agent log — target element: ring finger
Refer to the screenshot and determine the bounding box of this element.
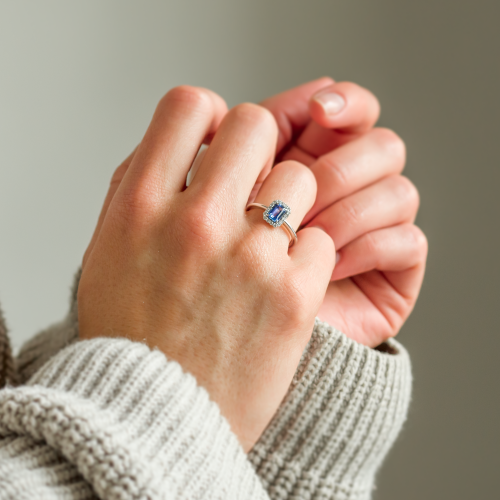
[307,174,420,250]
[248,160,317,250]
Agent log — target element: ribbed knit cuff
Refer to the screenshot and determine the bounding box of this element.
[0,338,269,500]
[0,304,16,388]
[249,318,412,500]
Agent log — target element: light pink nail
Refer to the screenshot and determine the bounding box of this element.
[312,91,346,116]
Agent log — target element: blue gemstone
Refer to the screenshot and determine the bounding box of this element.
[268,203,286,222]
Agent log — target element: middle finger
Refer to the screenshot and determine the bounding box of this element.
[303,127,407,224]
[188,103,278,210]
[307,174,420,250]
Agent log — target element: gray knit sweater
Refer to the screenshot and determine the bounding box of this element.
[0,272,412,499]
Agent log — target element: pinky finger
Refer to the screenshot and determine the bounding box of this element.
[332,224,428,282]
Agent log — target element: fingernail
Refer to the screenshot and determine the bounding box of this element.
[312,91,346,115]
[336,252,341,264]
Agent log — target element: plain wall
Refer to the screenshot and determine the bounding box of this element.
[0,1,498,498]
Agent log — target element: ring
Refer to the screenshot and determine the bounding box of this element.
[246,200,298,248]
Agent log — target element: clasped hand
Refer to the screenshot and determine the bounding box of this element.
[78,78,427,452]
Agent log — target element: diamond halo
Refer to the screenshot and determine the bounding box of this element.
[263,200,291,228]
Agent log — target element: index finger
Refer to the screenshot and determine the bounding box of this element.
[259,77,334,154]
[309,81,381,134]
[295,82,381,158]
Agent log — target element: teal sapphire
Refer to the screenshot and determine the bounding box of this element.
[263,200,291,227]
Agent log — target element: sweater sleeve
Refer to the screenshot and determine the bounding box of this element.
[0,337,269,499]
[249,319,412,500]
[5,271,412,499]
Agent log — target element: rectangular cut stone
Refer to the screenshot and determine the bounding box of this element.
[268,203,285,222]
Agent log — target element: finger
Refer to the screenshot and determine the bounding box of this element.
[309,81,380,133]
[304,128,406,224]
[115,86,227,213]
[289,227,336,314]
[308,175,420,250]
[248,161,317,248]
[333,224,428,281]
[285,82,381,160]
[188,103,278,208]
[83,148,136,267]
[259,77,334,154]
[351,261,427,337]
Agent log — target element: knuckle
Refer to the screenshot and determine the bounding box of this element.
[364,231,382,256]
[113,185,158,227]
[231,102,277,132]
[275,159,308,175]
[317,154,350,190]
[109,163,128,189]
[159,85,212,114]
[392,175,420,208]
[274,160,317,191]
[178,196,225,250]
[372,127,407,164]
[340,198,364,227]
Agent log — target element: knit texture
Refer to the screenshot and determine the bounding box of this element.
[249,321,411,500]
[0,271,412,499]
[0,305,15,388]
[0,338,268,499]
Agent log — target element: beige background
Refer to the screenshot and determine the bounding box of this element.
[0,1,498,498]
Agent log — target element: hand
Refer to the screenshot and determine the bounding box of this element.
[78,86,335,452]
[260,79,428,347]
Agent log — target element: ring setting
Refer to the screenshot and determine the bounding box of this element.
[263,200,291,227]
[246,200,298,247]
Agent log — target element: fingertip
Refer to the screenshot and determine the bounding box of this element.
[309,83,346,126]
[309,81,381,133]
[310,87,347,125]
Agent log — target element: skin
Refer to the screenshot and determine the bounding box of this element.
[79,79,427,451]
[260,78,427,346]
[79,87,335,452]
